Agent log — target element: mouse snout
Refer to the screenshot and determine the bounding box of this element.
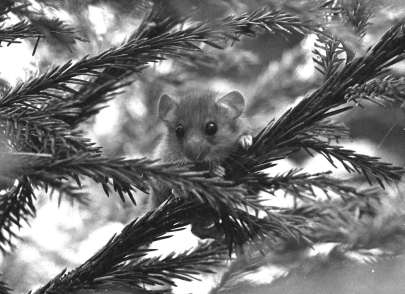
[184,136,209,161]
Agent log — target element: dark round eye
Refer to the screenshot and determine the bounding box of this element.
[205,121,217,135]
[175,124,185,138]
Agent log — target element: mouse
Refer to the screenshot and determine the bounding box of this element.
[149,88,253,238]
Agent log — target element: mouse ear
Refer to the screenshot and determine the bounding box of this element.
[158,94,177,122]
[217,91,245,119]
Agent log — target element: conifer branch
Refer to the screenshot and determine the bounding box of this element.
[312,0,376,78]
[55,75,132,127]
[30,198,195,294]
[0,21,40,44]
[345,75,405,107]
[0,7,315,119]
[44,179,89,206]
[280,189,382,245]
[210,189,388,294]
[214,8,315,41]
[107,241,228,288]
[0,8,83,52]
[231,22,405,184]
[0,177,36,252]
[313,36,346,78]
[0,111,99,156]
[61,5,183,127]
[312,3,348,79]
[341,0,374,38]
[253,169,376,201]
[299,139,403,185]
[2,153,261,212]
[232,206,308,248]
[29,199,233,293]
[306,120,351,142]
[31,197,309,293]
[28,17,86,44]
[0,150,269,251]
[1,3,404,291]
[0,153,86,251]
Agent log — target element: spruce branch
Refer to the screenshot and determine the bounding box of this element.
[44,179,89,206]
[214,8,315,41]
[308,121,351,142]
[253,169,377,202]
[298,139,403,185]
[280,189,382,245]
[0,153,86,252]
[313,36,346,78]
[0,7,316,121]
[345,75,405,107]
[312,0,376,78]
[0,177,36,252]
[2,4,404,291]
[0,110,100,156]
[312,4,348,79]
[29,199,225,293]
[0,10,83,51]
[340,0,375,38]
[107,241,228,288]
[0,20,40,44]
[31,197,309,293]
[28,17,86,44]
[61,5,184,127]
[54,74,133,127]
[229,21,405,184]
[2,153,261,212]
[7,146,311,251]
[0,151,271,250]
[211,188,390,294]
[30,198,196,294]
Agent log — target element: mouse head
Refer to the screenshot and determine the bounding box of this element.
[158,90,245,163]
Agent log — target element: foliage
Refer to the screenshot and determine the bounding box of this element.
[0,0,404,293]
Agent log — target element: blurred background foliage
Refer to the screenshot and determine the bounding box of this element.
[0,0,404,293]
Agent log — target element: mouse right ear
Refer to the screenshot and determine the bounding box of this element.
[158,94,177,122]
[217,91,245,119]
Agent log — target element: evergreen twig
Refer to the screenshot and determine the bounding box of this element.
[298,139,403,185]
[0,21,40,44]
[108,241,228,287]
[345,75,405,107]
[341,0,375,37]
[31,198,294,293]
[230,22,405,184]
[0,177,35,252]
[0,152,261,211]
[0,111,100,156]
[0,7,315,117]
[249,169,378,202]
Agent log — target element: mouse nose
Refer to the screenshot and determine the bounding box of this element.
[184,136,209,161]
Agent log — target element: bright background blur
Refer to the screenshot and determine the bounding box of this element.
[1,1,405,293]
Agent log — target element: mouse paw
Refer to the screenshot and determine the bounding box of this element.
[239,134,253,150]
[171,188,183,199]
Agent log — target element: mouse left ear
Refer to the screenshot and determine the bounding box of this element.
[158,94,178,122]
[217,91,245,119]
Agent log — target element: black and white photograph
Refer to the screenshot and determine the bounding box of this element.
[0,0,405,293]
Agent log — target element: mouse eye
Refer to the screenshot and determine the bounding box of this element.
[205,121,217,135]
[175,124,185,138]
